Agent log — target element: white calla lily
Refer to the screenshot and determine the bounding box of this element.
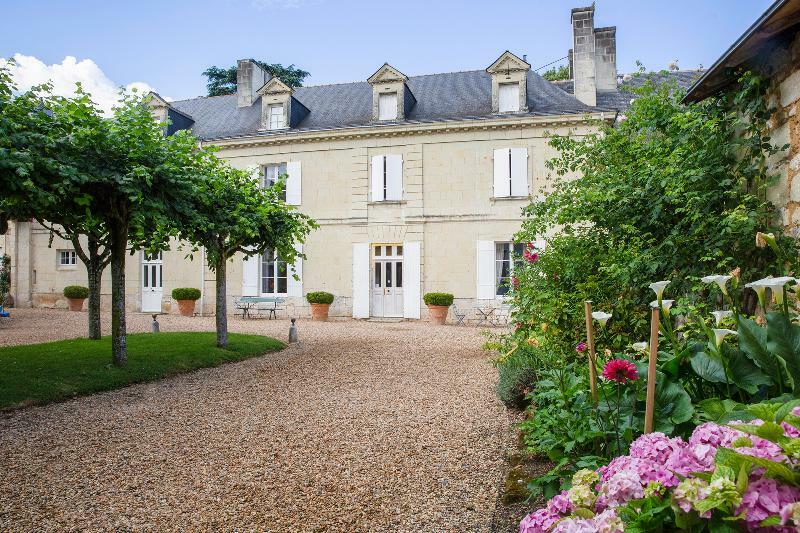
[650,299,674,315]
[746,276,796,307]
[591,311,612,327]
[632,342,648,353]
[649,281,670,301]
[711,310,733,326]
[701,275,732,296]
[712,328,738,347]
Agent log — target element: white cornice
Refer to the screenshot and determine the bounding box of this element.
[202,112,613,149]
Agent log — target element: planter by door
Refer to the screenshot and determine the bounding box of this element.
[310,303,330,321]
[176,299,196,317]
[427,305,449,325]
[67,298,85,312]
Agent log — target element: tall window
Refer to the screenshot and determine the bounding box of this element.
[378,93,397,120]
[58,250,77,267]
[263,163,287,201]
[498,82,521,113]
[261,250,287,295]
[267,104,285,130]
[495,242,524,295]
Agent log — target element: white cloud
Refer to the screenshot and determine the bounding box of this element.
[0,54,164,114]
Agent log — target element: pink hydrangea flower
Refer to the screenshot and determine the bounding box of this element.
[630,432,685,463]
[520,508,560,533]
[546,491,572,515]
[689,422,745,449]
[736,478,800,530]
[600,470,644,506]
[552,518,596,533]
[593,509,624,533]
[601,359,638,383]
[600,454,679,487]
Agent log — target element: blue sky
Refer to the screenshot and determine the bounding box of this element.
[0,0,774,103]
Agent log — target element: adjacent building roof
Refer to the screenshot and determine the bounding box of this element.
[683,0,800,102]
[169,69,702,142]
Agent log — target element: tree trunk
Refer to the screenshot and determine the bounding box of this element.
[110,223,129,366]
[86,239,103,340]
[216,255,228,348]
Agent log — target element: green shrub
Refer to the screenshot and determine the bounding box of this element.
[306,291,334,304]
[497,359,539,409]
[63,285,89,299]
[423,292,453,306]
[171,287,201,301]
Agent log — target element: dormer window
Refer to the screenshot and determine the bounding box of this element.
[378,93,398,120]
[267,103,285,130]
[486,51,531,114]
[367,63,415,122]
[498,83,521,113]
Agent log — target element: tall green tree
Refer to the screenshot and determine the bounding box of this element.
[177,161,316,347]
[202,61,310,96]
[542,64,570,81]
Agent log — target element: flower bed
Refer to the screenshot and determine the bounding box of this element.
[520,404,800,532]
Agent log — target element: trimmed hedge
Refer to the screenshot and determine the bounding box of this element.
[423,292,454,306]
[171,287,201,301]
[63,285,89,299]
[306,291,334,305]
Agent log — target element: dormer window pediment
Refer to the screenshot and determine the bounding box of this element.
[486,51,531,114]
[257,77,293,131]
[368,63,415,122]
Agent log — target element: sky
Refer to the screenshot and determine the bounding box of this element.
[0,0,775,110]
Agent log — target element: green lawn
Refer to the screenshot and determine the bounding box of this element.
[0,332,284,410]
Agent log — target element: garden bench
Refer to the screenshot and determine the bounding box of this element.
[234,297,286,319]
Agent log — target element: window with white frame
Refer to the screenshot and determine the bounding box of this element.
[498,82,521,113]
[495,242,524,295]
[263,163,288,201]
[493,147,528,198]
[267,104,285,130]
[378,92,398,120]
[261,250,287,295]
[58,250,77,267]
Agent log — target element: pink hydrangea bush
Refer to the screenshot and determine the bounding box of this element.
[520,408,800,532]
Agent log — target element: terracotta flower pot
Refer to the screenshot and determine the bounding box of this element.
[67,298,85,312]
[427,304,449,325]
[176,299,196,317]
[310,303,330,321]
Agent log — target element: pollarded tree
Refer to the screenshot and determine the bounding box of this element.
[178,159,316,347]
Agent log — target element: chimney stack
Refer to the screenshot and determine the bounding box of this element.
[571,5,597,106]
[568,49,574,80]
[237,59,269,108]
[594,26,617,91]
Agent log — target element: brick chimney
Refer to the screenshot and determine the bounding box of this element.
[237,59,269,108]
[594,26,617,91]
[571,6,597,106]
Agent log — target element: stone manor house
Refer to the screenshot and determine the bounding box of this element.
[0,5,699,319]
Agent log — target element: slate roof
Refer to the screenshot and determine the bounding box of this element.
[169,69,703,142]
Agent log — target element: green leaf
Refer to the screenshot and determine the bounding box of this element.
[766,312,800,391]
[691,351,727,383]
[775,399,800,423]
[739,316,791,389]
[728,349,773,394]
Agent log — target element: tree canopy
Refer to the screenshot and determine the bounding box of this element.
[541,64,570,82]
[202,61,310,96]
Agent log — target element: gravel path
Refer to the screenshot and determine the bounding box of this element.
[0,309,514,531]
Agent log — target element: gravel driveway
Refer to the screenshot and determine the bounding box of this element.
[0,309,514,531]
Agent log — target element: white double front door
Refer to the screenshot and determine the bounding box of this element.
[372,244,403,318]
[141,252,163,312]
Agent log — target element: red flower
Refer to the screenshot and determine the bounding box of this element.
[575,341,587,353]
[511,276,519,288]
[602,359,639,383]
[523,242,539,263]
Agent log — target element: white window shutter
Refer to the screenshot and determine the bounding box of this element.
[476,240,496,300]
[493,149,510,197]
[386,154,403,200]
[402,241,421,319]
[499,83,520,112]
[286,161,302,205]
[242,253,259,296]
[287,243,303,297]
[352,243,370,318]
[510,148,529,197]
[370,155,384,201]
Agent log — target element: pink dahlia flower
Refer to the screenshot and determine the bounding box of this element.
[575,341,587,353]
[602,359,638,383]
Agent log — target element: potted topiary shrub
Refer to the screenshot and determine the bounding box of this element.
[306,291,334,321]
[424,292,454,325]
[63,285,89,312]
[171,288,201,317]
